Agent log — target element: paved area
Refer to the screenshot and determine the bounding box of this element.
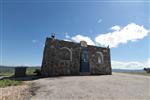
[30,73,150,100]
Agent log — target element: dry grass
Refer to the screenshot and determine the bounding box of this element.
[0,84,31,100]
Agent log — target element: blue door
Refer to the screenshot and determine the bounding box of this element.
[80,48,90,73]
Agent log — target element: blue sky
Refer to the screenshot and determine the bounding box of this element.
[0,0,149,69]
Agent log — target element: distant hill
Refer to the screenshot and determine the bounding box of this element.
[0,66,15,73]
[0,65,40,73]
[112,69,144,72]
[0,65,41,68]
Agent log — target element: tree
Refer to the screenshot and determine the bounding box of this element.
[143,68,150,73]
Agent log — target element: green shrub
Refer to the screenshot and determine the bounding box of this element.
[26,68,38,76]
[0,79,22,88]
[34,69,41,76]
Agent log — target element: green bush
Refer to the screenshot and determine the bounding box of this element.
[26,68,39,76]
[0,79,22,88]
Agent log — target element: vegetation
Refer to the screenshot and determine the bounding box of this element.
[26,67,38,76]
[0,71,14,77]
[0,67,40,77]
[143,68,150,73]
[118,71,150,76]
[0,79,22,88]
[34,69,41,76]
[0,67,41,88]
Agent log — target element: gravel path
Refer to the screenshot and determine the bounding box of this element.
[30,73,150,100]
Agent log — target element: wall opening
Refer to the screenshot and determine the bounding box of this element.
[59,47,72,61]
[96,52,104,64]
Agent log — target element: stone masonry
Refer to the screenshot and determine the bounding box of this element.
[41,37,112,77]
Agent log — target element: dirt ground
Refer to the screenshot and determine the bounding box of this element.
[30,73,150,100]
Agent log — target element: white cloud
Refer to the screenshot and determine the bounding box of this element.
[63,39,71,42]
[111,25,121,31]
[32,39,38,43]
[65,32,70,39]
[112,58,150,69]
[71,34,95,45]
[145,58,150,68]
[95,23,149,48]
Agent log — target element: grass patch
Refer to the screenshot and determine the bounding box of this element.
[0,79,22,88]
[0,72,14,77]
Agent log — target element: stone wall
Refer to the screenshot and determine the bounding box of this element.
[41,38,112,77]
[88,46,112,75]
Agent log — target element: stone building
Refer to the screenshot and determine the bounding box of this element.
[41,37,112,77]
